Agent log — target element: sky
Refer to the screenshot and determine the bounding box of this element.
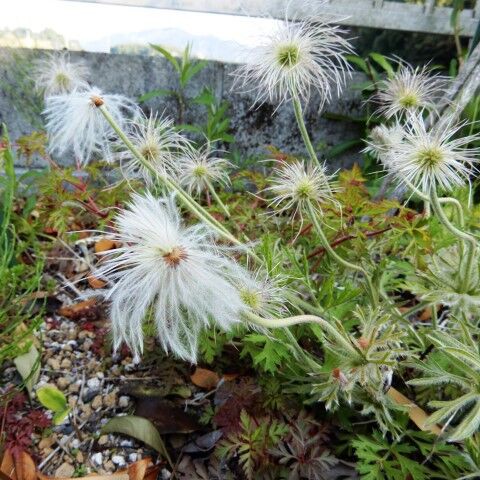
[0,0,278,61]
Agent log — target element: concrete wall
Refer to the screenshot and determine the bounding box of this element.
[0,48,366,170]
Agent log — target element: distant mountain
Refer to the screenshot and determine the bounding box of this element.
[0,28,81,51]
[84,27,245,62]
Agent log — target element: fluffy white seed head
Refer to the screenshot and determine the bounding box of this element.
[177,145,231,195]
[116,112,191,184]
[233,8,353,108]
[44,87,137,165]
[386,114,480,193]
[373,63,448,119]
[237,270,287,318]
[363,124,405,168]
[96,193,246,363]
[266,160,338,217]
[33,51,89,97]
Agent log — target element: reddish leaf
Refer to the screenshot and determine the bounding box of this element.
[57,299,99,320]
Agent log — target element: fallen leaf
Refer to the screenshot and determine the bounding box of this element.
[95,238,116,253]
[127,458,148,480]
[142,465,161,480]
[387,387,441,435]
[102,416,172,467]
[14,345,40,396]
[134,397,200,434]
[0,450,36,480]
[87,274,107,289]
[127,458,159,480]
[1,448,160,480]
[38,473,128,480]
[13,455,32,480]
[0,449,14,480]
[190,368,220,390]
[57,299,98,320]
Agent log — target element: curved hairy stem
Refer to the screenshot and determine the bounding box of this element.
[99,105,240,246]
[205,178,230,218]
[292,92,320,166]
[430,188,476,246]
[404,179,465,228]
[306,201,378,306]
[430,187,477,293]
[244,311,355,353]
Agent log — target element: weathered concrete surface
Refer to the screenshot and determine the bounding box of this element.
[0,48,366,169]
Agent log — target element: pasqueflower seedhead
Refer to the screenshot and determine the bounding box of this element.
[34,51,89,97]
[116,112,191,184]
[385,114,480,193]
[96,192,247,363]
[176,145,231,195]
[363,124,404,168]
[233,8,353,109]
[373,62,448,119]
[44,87,137,165]
[266,160,338,217]
[237,270,288,319]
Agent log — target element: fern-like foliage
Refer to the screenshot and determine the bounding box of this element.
[352,431,430,480]
[408,328,480,441]
[270,412,339,480]
[216,409,288,480]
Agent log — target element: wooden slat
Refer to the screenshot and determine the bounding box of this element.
[64,0,479,36]
[425,0,436,15]
[474,0,480,19]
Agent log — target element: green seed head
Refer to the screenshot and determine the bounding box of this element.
[55,72,71,90]
[417,147,443,167]
[192,165,208,178]
[140,142,160,162]
[398,92,419,109]
[295,180,314,199]
[240,288,262,311]
[277,44,300,68]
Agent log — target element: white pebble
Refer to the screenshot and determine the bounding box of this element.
[128,453,138,463]
[112,455,126,467]
[118,396,130,408]
[87,377,100,389]
[70,438,81,449]
[91,452,103,466]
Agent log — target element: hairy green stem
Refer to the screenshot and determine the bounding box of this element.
[306,201,378,305]
[205,178,230,218]
[292,92,320,166]
[430,188,475,246]
[431,305,438,330]
[430,188,477,294]
[400,300,433,319]
[403,179,465,227]
[245,311,356,355]
[244,310,326,328]
[99,104,240,247]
